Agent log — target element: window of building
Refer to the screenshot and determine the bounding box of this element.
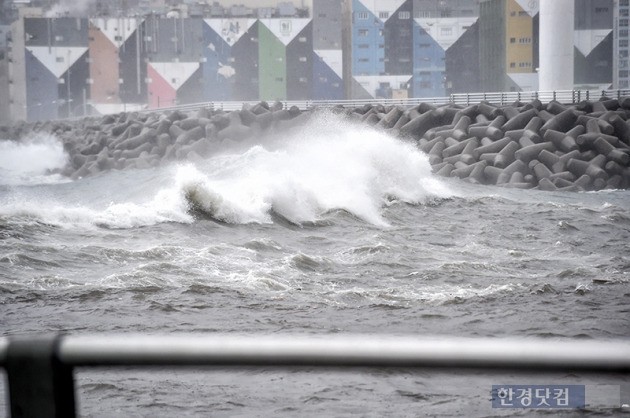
[56,56,64,62]
[621,9,629,16]
[518,11,528,16]
[440,27,452,36]
[379,11,389,19]
[510,37,516,43]
[358,43,369,49]
[510,62,516,68]
[619,70,629,78]
[621,39,629,48]
[621,50,629,57]
[275,77,284,82]
[419,43,431,48]
[622,0,630,6]
[114,35,123,41]
[620,59,628,68]
[356,11,369,20]
[510,11,516,16]
[399,11,411,19]
[299,56,307,62]
[358,58,369,62]
[621,30,629,37]
[621,19,629,27]
[440,10,451,18]
[358,29,369,37]
[595,7,609,13]
[519,37,531,44]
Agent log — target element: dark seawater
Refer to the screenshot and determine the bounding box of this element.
[1,114,629,416]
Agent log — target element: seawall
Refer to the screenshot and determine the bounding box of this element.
[1,98,629,191]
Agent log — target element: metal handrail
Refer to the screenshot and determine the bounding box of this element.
[136,89,630,116]
[1,334,629,417]
[59,335,630,370]
[2,334,630,370]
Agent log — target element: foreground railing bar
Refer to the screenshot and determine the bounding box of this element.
[2,335,629,372]
[59,335,630,371]
[1,335,629,418]
[0,337,6,362]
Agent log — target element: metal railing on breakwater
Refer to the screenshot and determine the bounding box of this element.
[144,89,630,115]
[0,334,629,417]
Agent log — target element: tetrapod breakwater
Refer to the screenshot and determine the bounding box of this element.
[1,97,629,191]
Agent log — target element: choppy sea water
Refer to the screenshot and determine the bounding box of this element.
[1,114,629,416]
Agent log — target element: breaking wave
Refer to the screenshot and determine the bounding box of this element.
[0,113,454,228]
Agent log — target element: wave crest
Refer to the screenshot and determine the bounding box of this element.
[1,113,454,228]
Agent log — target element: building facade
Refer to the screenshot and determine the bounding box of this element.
[614,0,629,88]
[479,0,613,92]
[479,0,539,92]
[574,0,613,88]
[0,1,623,123]
[349,0,480,99]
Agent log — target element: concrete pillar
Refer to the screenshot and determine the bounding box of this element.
[539,0,574,91]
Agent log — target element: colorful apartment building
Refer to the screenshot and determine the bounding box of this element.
[479,0,613,92]
[348,0,480,99]
[0,1,619,123]
[312,0,343,100]
[413,0,479,97]
[202,18,259,101]
[479,0,539,92]
[574,0,613,88]
[88,18,146,114]
[8,16,90,121]
[615,0,630,89]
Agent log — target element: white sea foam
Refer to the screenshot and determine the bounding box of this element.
[167,113,454,226]
[0,113,454,228]
[0,133,69,185]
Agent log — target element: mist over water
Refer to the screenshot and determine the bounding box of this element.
[0,133,69,185]
[0,113,629,416]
